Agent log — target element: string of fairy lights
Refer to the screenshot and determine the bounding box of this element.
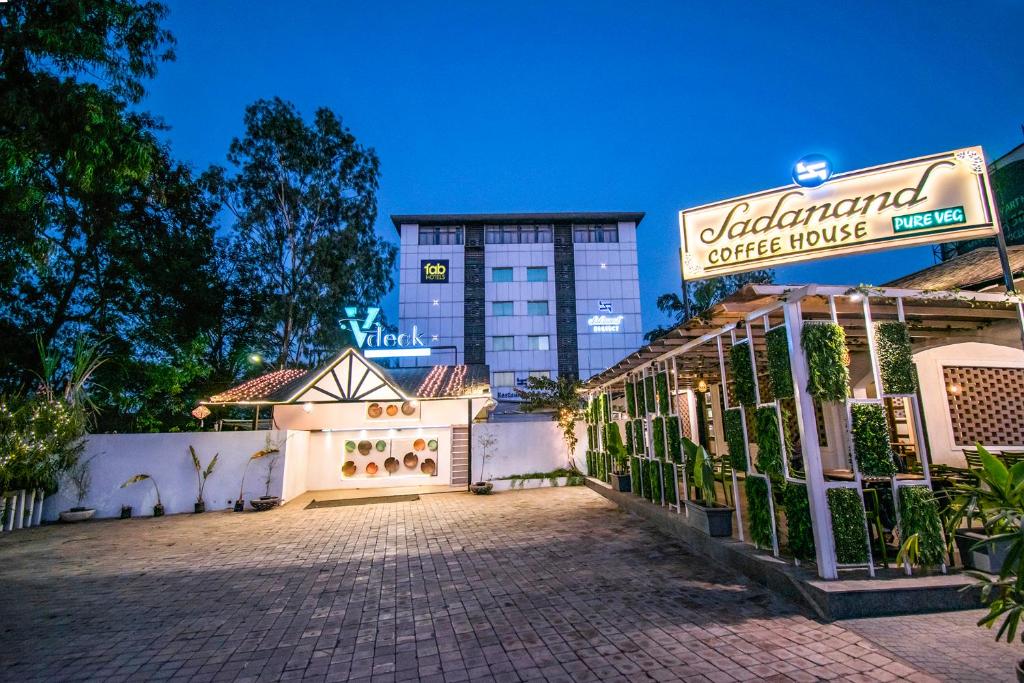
[208,368,307,403]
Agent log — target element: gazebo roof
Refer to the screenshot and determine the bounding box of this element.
[205,348,490,405]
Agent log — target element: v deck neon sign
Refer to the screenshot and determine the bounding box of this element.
[340,307,432,359]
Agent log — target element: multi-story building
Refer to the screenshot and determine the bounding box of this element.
[392,212,644,401]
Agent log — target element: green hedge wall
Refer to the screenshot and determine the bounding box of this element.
[745,476,774,549]
[730,340,757,406]
[850,403,897,477]
[754,406,784,480]
[602,393,612,422]
[625,421,635,455]
[898,486,946,566]
[723,408,747,472]
[666,416,682,463]
[656,372,670,414]
[801,322,850,402]
[765,326,794,399]
[828,487,868,564]
[625,381,637,419]
[644,376,656,414]
[635,378,646,415]
[630,457,642,495]
[647,459,662,503]
[876,321,918,394]
[662,461,677,504]
[633,420,645,455]
[782,482,815,561]
[641,458,653,500]
[652,417,666,459]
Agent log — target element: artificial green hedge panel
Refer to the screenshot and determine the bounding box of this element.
[644,376,656,414]
[765,326,794,399]
[828,487,869,564]
[850,403,897,477]
[647,459,663,503]
[652,417,666,459]
[898,485,946,566]
[625,421,635,455]
[656,372,670,414]
[875,321,918,394]
[666,416,682,463]
[641,458,653,500]
[801,322,850,402]
[602,393,612,422]
[745,476,774,549]
[635,378,646,415]
[662,461,677,504]
[633,420,645,454]
[754,406,784,480]
[630,457,642,495]
[782,482,815,561]
[730,340,757,406]
[723,408,747,472]
[625,381,637,419]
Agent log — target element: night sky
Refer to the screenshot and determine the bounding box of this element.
[143,0,1024,330]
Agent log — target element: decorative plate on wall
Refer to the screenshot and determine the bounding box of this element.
[357,440,372,455]
[345,441,356,453]
[421,458,436,475]
[365,461,379,475]
[427,439,438,451]
[386,404,398,416]
[403,452,418,468]
[401,401,416,416]
[367,403,382,418]
[384,457,399,473]
[342,461,357,477]
[375,440,387,452]
[413,438,426,452]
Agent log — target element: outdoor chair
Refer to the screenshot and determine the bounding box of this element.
[962,448,983,470]
[715,460,733,507]
[999,451,1024,468]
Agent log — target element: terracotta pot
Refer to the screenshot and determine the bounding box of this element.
[413,438,426,451]
[401,401,416,416]
[386,404,398,416]
[358,440,372,455]
[342,461,356,477]
[385,457,399,473]
[421,458,436,475]
[404,452,418,468]
[367,403,382,418]
[365,461,379,475]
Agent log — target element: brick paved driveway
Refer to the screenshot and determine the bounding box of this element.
[0,487,974,682]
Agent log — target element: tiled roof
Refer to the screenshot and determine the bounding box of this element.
[884,246,1024,290]
[205,354,489,404]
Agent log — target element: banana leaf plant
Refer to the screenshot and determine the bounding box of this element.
[121,474,162,515]
[190,446,219,507]
[238,443,280,502]
[683,437,717,506]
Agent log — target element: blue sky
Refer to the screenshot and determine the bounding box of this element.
[145,0,1024,330]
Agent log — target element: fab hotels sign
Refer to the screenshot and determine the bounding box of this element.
[679,147,1001,279]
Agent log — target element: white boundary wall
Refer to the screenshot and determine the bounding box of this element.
[471,421,588,481]
[42,430,295,520]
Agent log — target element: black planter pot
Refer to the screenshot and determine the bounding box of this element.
[609,472,631,493]
[120,505,132,519]
[684,500,734,537]
[153,503,165,517]
[233,500,245,512]
[1016,658,1024,683]
[194,501,206,514]
[956,530,1012,573]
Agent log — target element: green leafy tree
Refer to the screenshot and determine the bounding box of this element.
[515,376,585,468]
[645,270,774,342]
[209,97,397,368]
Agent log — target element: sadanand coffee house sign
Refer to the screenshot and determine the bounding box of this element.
[679,147,1000,279]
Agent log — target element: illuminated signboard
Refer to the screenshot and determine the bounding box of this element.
[420,260,449,283]
[341,307,432,358]
[792,154,833,188]
[588,315,624,333]
[679,147,1000,280]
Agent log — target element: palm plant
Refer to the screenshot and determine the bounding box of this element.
[190,446,219,509]
[121,474,163,515]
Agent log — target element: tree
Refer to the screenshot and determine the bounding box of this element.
[644,270,775,342]
[515,376,585,468]
[209,98,397,369]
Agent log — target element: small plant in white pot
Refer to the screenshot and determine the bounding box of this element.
[59,457,95,522]
[470,433,496,495]
[189,445,218,513]
[122,474,164,517]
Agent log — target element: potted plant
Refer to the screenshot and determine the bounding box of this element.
[235,442,280,512]
[120,505,133,519]
[189,445,218,513]
[121,474,164,516]
[59,456,95,522]
[682,437,734,537]
[251,452,280,510]
[470,433,495,494]
[606,423,631,493]
[947,445,1017,573]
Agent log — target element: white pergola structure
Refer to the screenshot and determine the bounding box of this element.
[585,283,1024,579]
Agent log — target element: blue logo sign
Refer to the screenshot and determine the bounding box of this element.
[341,306,431,359]
[792,154,833,188]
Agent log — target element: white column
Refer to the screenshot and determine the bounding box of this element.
[783,301,839,579]
[32,489,44,526]
[0,495,7,532]
[13,490,25,530]
[24,490,35,528]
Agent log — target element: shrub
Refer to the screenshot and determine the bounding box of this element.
[765,326,794,399]
[875,321,918,394]
[754,406,784,480]
[850,403,897,477]
[745,476,774,549]
[898,485,945,566]
[828,487,868,564]
[783,482,815,561]
[730,340,757,406]
[723,408,747,472]
[801,322,850,402]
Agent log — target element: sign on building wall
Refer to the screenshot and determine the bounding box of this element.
[679,147,1000,280]
[420,259,449,283]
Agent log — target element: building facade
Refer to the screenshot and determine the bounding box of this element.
[393,212,644,400]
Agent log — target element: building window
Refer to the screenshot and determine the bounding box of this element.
[493,371,515,387]
[485,224,553,244]
[492,267,513,282]
[493,301,514,316]
[527,300,549,316]
[492,336,514,351]
[528,370,550,380]
[418,225,464,245]
[526,266,548,282]
[528,335,550,351]
[572,223,619,243]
